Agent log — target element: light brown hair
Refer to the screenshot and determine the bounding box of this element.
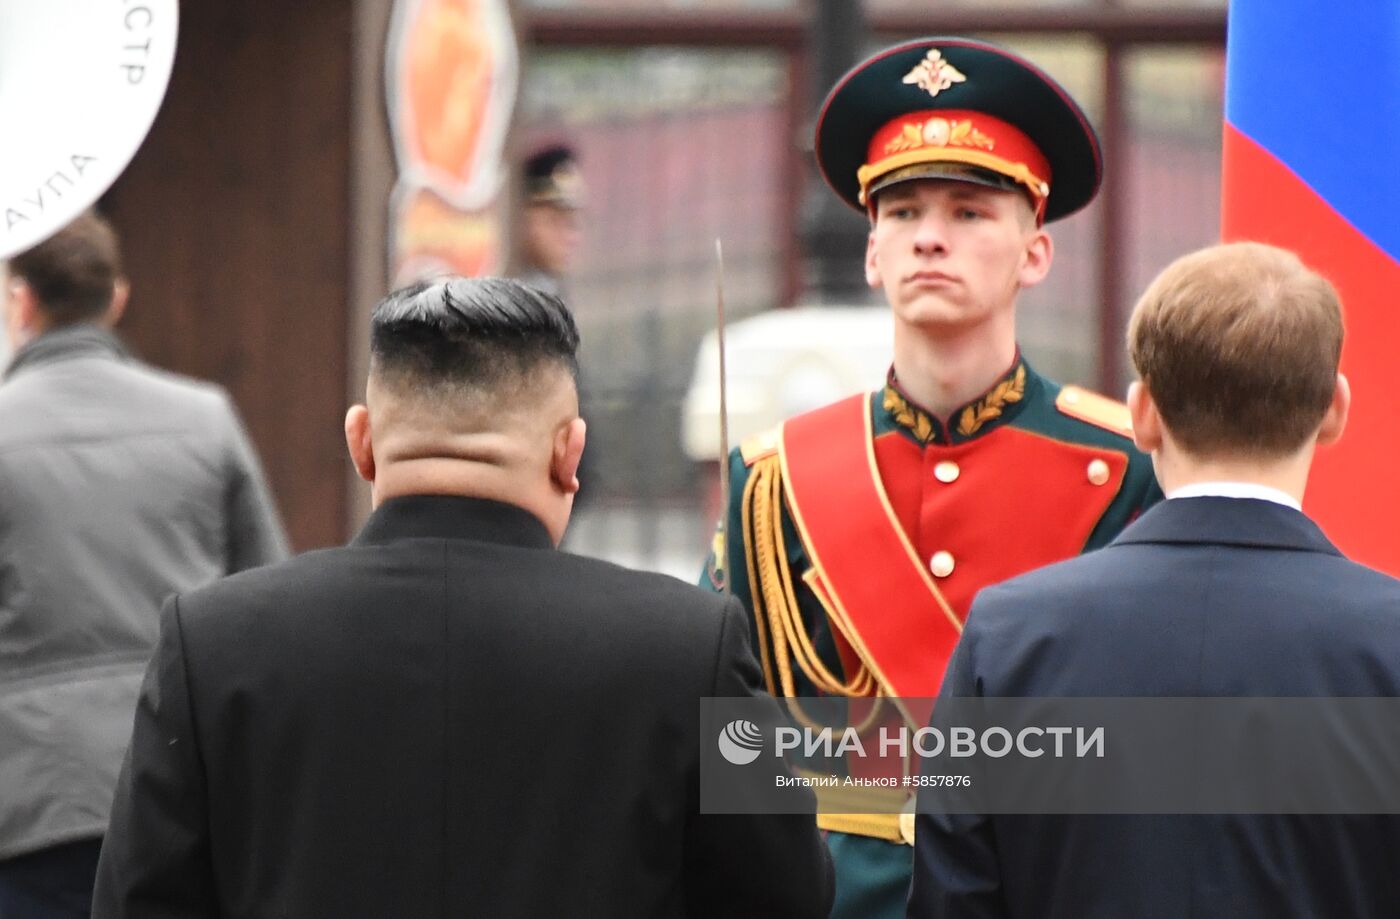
[1128,241,1343,458]
[8,211,123,326]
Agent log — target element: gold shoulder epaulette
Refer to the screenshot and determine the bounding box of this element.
[1055,386,1133,438]
[739,427,781,467]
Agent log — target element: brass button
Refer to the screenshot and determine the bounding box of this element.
[929,551,955,578]
[1087,458,1110,486]
[934,461,960,484]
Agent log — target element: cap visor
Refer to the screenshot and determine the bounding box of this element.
[867,162,1021,202]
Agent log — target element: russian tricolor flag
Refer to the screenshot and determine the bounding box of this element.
[1223,2,1400,571]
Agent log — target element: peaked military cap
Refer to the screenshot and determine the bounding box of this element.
[815,37,1102,223]
[523,142,585,209]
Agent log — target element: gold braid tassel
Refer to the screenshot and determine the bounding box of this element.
[741,454,875,700]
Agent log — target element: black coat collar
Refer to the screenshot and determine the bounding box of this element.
[352,495,553,550]
[1112,495,1341,557]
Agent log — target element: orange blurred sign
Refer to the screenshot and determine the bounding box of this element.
[385,0,517,284]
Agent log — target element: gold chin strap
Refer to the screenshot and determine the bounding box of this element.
[742,454,877,700]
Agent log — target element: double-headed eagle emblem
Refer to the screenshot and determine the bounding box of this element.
[902,49,967,98]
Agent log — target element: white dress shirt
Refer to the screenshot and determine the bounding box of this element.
[1166,481,1302,512]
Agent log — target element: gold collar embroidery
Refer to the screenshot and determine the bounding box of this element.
[883,385,936,442]
[882,360,1028,444]
[956,363,1026,437]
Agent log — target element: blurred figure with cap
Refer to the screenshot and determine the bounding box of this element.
[513,138,602,510]
[699,38,1161,917]
[514,140,585,299]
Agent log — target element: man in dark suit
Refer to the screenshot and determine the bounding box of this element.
[908,242,1400,918]
[92,277,833,918]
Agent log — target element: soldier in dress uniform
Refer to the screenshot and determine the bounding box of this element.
[513,140,599,506]
[515,141,585,300]
[699,37,1162,918]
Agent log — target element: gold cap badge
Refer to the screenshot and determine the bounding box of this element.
[902,49,967,99]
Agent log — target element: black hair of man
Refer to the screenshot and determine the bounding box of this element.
[8,211,123,326]
[370,276,580,396]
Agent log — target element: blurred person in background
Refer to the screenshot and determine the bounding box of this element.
[91,277,832,919]
[514,139,585,300]
[0,211,288,919]
[513,138,602,513]
[701,38,1160,918]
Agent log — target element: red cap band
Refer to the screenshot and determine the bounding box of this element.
[857,109,1052,211]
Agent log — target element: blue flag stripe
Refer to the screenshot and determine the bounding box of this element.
[1224,0,1400,261]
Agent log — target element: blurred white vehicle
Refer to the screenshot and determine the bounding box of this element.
[683,305,893,460]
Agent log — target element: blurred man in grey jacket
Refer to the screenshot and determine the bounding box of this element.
[0,212,289,918]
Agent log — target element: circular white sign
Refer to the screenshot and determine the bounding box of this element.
[0,0,178,259]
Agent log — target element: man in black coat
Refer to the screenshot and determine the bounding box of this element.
[93,277,832,918]
[908,242,1400,918]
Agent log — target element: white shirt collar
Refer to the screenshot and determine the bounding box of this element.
[1166,481,1302,512]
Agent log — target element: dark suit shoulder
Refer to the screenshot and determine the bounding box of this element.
[967,537,1400,631]
[963,535,1400,697]
[176,542,738,684]
[1324,554,1400,596]
[182,541,730,614]
[178,544,344,604]
[167,547,348,640]
[559,548,733,607]
[544,549,737,647]
[966,543,1127,620]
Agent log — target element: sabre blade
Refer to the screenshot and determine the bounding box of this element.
[715,238,731,595]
